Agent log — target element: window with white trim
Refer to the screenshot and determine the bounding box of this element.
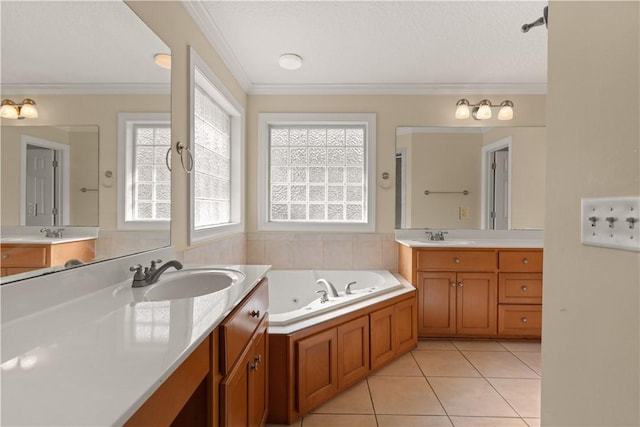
[258,113,376,232]
[118,113,171,230]
[189,47,244,243]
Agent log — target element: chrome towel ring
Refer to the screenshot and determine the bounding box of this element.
[165,141,194,173]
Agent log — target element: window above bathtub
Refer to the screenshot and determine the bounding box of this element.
[257,113,376,232]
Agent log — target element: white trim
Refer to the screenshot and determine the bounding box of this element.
[395,149,407,229]
[1,83,170,95]
[181,2,252,92]
[188,46,245,244]
[481,137,513,230]
[117,112,171,231]
[248,83,547,96]
[257,113,376,233]
[20,135,70,226]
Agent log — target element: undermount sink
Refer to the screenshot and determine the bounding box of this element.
[143,268,245,301]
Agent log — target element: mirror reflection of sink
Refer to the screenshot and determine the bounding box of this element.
[143,269,245,301]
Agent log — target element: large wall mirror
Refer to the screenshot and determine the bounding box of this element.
[396,126,546,230]
[1,1,171,283]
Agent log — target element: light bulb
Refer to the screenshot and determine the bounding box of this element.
[455,102,470,119]
[0,100,19,119]
[19,99,38,119]
[498,101,514,121]
[475,101,492,120]
[279,53,302,70]
[154,53,171,70]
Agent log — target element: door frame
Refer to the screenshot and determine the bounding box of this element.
[481,137,512,230]
[20,134,70,226]
[395,148,407,229]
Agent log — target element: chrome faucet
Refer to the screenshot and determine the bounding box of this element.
[425,230,447,241]
[316,278,340,298]
[129,259,183,288]
[41,228,64,238]
[345,281,357,295]
[316,289,329,303]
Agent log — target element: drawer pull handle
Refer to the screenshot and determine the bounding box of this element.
[254,354,262,363]
[249,310,260,318]
[453,257,461,264]
[458,282,464,287]
[250,363,259,371]
[522,258,529,264]
[521,317,528,323]
[521,285,528,292]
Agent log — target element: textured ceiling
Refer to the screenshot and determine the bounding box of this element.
[186,1,548,94]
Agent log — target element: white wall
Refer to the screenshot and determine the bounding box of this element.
[542,2,640,426]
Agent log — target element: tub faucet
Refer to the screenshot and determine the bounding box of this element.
[316,278,340,298]
[316,289,329,303]
[130,259,183,287]
[345,281,357,295]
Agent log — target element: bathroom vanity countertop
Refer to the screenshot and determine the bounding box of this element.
[395,229,544,248]
[1,263,271,427]
[0,235,97,244]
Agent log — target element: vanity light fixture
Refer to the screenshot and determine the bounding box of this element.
[0,98,38,119]
[154,53,171,70]
[278,53,303,70]
[454,99,514,121]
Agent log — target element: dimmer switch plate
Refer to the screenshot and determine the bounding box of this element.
[581,196,640,252]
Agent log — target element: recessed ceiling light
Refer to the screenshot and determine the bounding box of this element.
[279,53,302,70]
[154,53,171,70]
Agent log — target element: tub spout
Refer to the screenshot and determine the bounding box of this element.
[345,281,357,294]
[316,278,340,298]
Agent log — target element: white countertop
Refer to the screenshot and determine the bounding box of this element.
[1,262,270,427]
[395,229,544,248]
[1,236,97,245]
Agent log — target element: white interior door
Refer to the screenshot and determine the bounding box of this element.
[25,146,57,226]
[492,149,509,230]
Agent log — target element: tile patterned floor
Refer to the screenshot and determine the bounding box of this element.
[267,339,541,427]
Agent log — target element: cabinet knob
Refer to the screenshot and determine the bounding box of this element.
[521,285,528,292]
[521,317,529,323]
[458,282,464,287]
[249,310,260,318]
[522,258,529,264]
[453,257,461,264]
[254,354,262,363]
[250,363,259,371]
[2,253,9,259]
[450,281,456,287]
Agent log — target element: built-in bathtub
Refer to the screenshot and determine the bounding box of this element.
[267,269,407,328]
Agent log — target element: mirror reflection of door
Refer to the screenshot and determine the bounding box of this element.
[488,148,509,230]
[25,146,58,226]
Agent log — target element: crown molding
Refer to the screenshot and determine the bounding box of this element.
[248,83,547,96]
[396,126,490,136]
[181,1,252,92]
[1,83,170,95]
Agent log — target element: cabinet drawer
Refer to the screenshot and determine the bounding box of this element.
[499,273,543,304]
[220,278,269,374]
[498,304,542,337]
[417,250,496,272]
[499,251,543,272]
[1,245,48,267]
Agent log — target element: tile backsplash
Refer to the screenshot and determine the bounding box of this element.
[246,233,398,271]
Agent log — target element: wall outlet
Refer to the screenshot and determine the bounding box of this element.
[581,196,640,252]
[459,206,470,220]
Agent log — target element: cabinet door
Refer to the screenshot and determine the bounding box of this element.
[370,305,395,370]
[456,273,497,336]
[296,328,338,414]
[417,272,456,336]
[220,350,250,427]
[249,320,268,427]
[337,316,370,389]
[395,297,418,354]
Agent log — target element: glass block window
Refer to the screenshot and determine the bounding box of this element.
[193,86,231,228]
[132,125,171,221]
[266,123,370,225]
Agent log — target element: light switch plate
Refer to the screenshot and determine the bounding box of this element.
[581,196,640,252]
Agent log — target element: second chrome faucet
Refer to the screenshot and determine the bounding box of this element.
[130,259,183,287]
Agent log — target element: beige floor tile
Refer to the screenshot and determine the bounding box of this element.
[498,341,541,352]
[452,340,506,351]
[372,352,424,376]
[449,416,528,426]
[377,414,453,426]
[428,377,518,417]
[311,380,374,414]
[416,339,457,350]
[368,376,446,415]
[266,419,302,427]
[301,413,377,426]
[512,352,542,376]
[413,350,481,377]
[524,418,541,426]
[488,378,541,418]
[462,351,539,378]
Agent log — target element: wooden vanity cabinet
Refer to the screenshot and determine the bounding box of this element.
[399,246,543,339]
[0,240,96,277]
